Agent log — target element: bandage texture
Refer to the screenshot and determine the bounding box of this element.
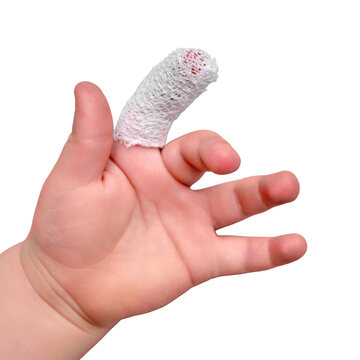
[114,48,218,147]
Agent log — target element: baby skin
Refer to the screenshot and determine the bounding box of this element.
[0,82,307,359]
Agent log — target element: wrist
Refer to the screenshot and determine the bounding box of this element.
[0,242,111,360]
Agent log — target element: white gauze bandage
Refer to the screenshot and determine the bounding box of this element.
[114,48,218,148]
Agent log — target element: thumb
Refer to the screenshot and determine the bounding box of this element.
[54,82,114,184]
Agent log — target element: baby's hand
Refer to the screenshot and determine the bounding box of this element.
[20,82,306,330]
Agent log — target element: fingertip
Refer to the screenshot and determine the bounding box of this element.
[270,234,307,266]
[262,171,300,206]
[201,139,240,175]
[72,81,113,139]
[74,81,111,118]
[74,81,100,95]
[279,171,300,197]
[74,82,99,111]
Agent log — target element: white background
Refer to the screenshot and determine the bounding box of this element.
[0,0,359,359]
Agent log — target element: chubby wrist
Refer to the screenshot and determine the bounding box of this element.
[20,238,101,333]
[0,242,110,360]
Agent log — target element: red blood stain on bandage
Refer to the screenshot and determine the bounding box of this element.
[183,50,206,75]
